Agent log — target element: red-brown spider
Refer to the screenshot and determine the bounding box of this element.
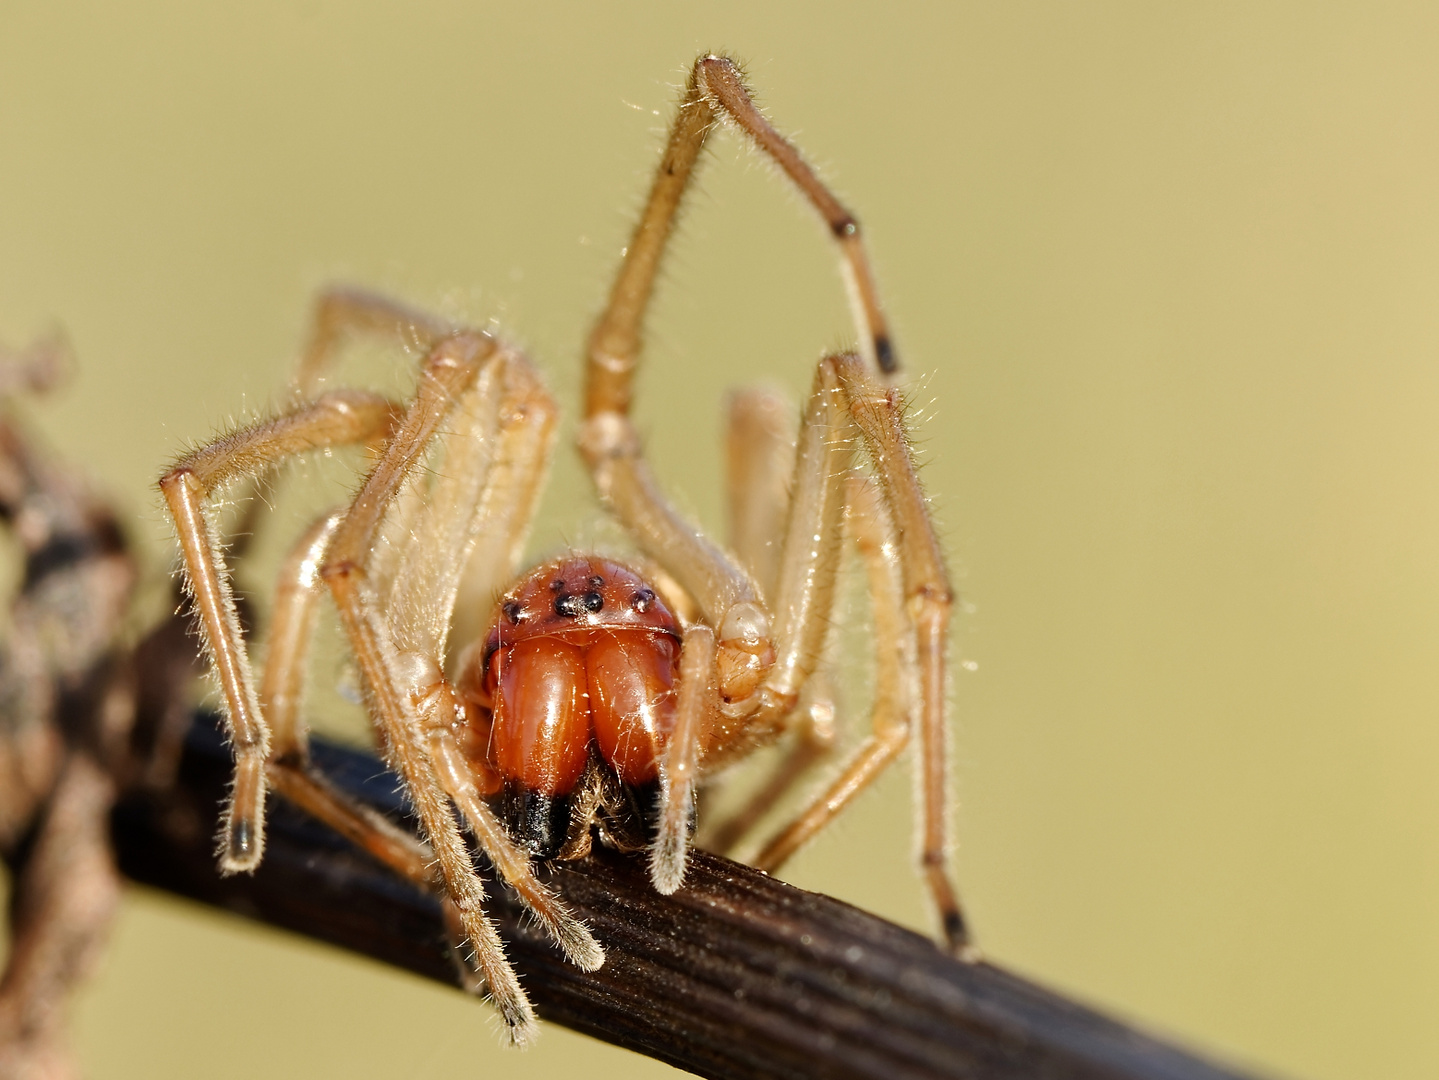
[159,54,968,1043]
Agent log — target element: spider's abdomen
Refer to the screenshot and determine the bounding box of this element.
[466,556,682,855]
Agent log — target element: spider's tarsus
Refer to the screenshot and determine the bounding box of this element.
[648,821,688,896]
[495,991,539,1049]
[874,333,898,375]
[229,818,255,858]
[942,909,972,952]
[558,924,606,973]
[219,816,263,875]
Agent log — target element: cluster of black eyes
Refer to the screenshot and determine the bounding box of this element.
[503,579,659,624]
[554,591,604,617]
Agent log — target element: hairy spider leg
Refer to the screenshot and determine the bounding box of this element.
[707,354,972,954]
[368,347,603,975]
[832,355,968,954]
[239,286,598,1016]
[751,473,910,866]
[585,53,897,425]
[578,57,972,952]
[702,387,844,857]
[577,56,921,903]
[649,623,718,893]
[724,386,796,599]
[317,332,624,1043]
[259,510,436,885]
[296,286,456,399]
[581,350,857,891]
[160,389,400,872]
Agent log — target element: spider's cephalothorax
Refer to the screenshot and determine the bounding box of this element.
[457,556,682,858]
[160,54,971,1044]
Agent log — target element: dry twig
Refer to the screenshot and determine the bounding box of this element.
[113,716,1262,1080]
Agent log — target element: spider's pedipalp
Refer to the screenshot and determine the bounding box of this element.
[650,624,716,895]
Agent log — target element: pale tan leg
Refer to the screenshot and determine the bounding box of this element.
[728,354,971,955]
[428,729,603,972]
[296,285,455,397]
[701,687,837,857]
[368,346,600,974]
[254,494,581,991]
[581,53,902,716]
[752,476,910,873]
[226,288,453,559]
[257,509,436,885]
[700,364,851,851]
[382,351,557,660]
[752,356,855,724]
[585,54,898,425]
[650,624,718,894]
[834,355,970,956]
[159,389,399,872]
[448,355,558,659]
[320,332,537,1042]
[579,412,762,639]
[725,386,796,600]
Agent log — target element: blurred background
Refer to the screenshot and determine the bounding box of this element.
[3,2,1438,1078]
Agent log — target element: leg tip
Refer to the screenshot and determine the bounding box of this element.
[942,910,981,961]
[497,998,539,1049]
[218,818,263,874]
[957,942,985,964]
[571,939,606,973]
[648,830,688,896]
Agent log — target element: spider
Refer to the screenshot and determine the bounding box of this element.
[159,54,968,1044]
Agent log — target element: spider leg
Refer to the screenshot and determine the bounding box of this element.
[427,733,604,972]
[381,350,557,661]
[703,388,840,854]
[721,354,972,956]
[701,684,837,857]
[320,333,537,1042]
[751,475,910,872]
[724,386,796,599]
[296,285,456,398]
[650,623,718,894]
[606,355,855,891]
[220,287,453,562]
[698,353,857,762]
[257,510,435,885]
[833,354,971,957]
[586,54,896,423]
[159,389,400,872]
[372,348,602,973]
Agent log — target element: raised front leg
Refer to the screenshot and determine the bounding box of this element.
[585,54,899,423]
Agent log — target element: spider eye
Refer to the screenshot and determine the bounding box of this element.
[549,578,565,593]
[630,588,655,613]
[502,601,523,624]
[587,575,604,589]
[583,591,604,613]
[554,593,584,618]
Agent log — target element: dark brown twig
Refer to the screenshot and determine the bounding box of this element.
[111,716,1264,1080]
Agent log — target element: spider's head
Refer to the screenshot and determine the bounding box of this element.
[468,556,685,857]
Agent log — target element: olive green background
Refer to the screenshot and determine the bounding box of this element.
[2,3,1437,1078]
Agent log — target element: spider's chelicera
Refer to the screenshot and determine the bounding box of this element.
[461,556,684,859]
[160,54,968,1043]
